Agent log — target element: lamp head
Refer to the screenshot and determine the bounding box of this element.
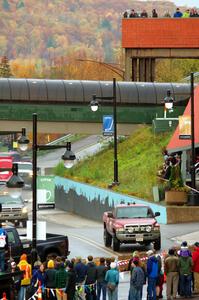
[62,142,76,169]
[17,128,29,151]
[164,90,174,110]
[6,163,24,198]
[90,95,99,112]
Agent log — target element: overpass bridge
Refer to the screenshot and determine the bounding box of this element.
[0,78,190,134]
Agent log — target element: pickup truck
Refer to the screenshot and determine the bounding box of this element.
[3,225,70,264]
[103,203,161,251]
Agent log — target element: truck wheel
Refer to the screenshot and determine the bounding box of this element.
[113,235,120,251]
[104,229,112,247]
[154,237,161,251]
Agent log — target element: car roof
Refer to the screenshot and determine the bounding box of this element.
[15,161,32,165]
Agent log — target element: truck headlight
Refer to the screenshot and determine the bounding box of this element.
[116,228,124,232]
[22,207,28,214]
[146,226,152,232]
[154,226,160,231]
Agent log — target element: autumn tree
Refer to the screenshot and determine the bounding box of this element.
[0,56,13,78]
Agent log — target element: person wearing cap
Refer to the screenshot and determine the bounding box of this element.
[173,8,183,17]
[179,247,193,298]
[105,262,119,300]
[164,248,179,300]
[46,260,57,299]
[129,259,145,300]
[17,254,32,300]
[192,242,199,294]
[146,250,159,300]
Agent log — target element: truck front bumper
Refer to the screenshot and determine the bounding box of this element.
[116,231,160,243]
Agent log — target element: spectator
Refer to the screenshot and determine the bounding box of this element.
[85,255,97,300]
[146,250,159,300]
[65,262,76,300]
[141,9,148,18]
[192,242,199,294]
[31,262,47,298]
[105,262,119,300]
[173,8,183,18]
[46,259,57,300]
[190,8,199,17]
[129,259,145,300]
[123,10,128,18]
[0,223,8,272]
[164,248,179,300]
[55,262,68,300]
[179,247,193,298]
[129,9,138,18]
[152,9,158,18]
[17,254,32,300]
[183,9,190,17]
[96,257,107,300]
[164,11,171,17]
[74,257,87,300]
[178,241,192,257]
[10,260,21,300]
[156,254,164,299]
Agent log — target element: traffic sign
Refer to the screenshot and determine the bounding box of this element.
[103,115,114,136]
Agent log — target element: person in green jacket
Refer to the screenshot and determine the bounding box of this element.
[179,251,193,298]
[105,262,119,300]
[55,263,68,300]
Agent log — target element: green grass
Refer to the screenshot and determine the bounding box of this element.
[54,126,172,201]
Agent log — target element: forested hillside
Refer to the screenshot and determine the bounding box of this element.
[0,0,176,63]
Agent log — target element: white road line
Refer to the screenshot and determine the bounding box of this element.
[67,233,120,258]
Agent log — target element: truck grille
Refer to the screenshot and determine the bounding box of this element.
[124,224,151,233]
[2,208,21,213]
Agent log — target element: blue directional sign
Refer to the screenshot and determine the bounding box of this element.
[103,115,114,136]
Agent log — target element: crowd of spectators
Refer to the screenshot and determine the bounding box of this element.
[4,240,199,300]
[123,7,199,18]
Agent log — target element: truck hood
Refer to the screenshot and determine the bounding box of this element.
[115,218,157,226]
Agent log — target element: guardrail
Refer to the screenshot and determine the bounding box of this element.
[46,134,73,146]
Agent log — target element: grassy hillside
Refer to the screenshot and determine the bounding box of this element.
[54,126,172,200]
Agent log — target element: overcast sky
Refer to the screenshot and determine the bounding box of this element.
[171,0,198,7]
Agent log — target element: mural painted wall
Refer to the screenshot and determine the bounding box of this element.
[55,176,167,224]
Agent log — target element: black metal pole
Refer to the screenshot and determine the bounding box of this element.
[113,78,119,185]
[31,113,38,266]
[190,72,196,189]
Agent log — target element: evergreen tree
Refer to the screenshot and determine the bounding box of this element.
[16,0,25,9]
[2,0,10,11]
[0,56,13,78]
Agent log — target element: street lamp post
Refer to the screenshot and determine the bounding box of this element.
[90,78,119,186]
[31,113,76,265]
[0,128,29,151]
[190,72,196,189]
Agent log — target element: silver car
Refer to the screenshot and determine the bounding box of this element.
[0,193,28,227]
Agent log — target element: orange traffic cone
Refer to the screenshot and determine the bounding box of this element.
[37,282,42,300]
[2,292,7,300]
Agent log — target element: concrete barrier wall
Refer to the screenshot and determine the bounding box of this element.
[55,176,167,224]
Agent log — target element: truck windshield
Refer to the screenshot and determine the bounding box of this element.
[116,207,154,218]
[0,195,23,204]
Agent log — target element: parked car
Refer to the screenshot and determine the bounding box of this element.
[0,193,28,227]
[15,161,33,189]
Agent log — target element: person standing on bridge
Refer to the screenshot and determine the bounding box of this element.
[173,8,183,18]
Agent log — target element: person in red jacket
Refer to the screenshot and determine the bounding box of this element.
[192,242,199,294]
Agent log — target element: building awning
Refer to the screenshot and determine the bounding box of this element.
[167,85,199,153]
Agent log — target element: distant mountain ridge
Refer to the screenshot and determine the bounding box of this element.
[0,0,176,63]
